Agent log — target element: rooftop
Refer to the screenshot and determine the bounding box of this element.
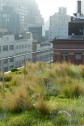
[51,35,84,43]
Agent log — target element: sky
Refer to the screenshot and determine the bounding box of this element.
[36,0,77,21]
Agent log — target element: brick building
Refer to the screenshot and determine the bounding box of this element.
[51,38,84,64]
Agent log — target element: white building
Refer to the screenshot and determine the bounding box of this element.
[0,32,53,72]
[0,35,15,71]
[49,7,71,40]
[0,32,33,72]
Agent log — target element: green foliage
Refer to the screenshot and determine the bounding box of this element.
[56,114,69,126]
[4,113,36,126]
[11,68,19,72]
[3,86,33,112]
[63,84,84,98]
[80,67,84,78]
[0,76,3,81]
[80,117,84,126]
[4,75,12,82]
[36,98,51,115]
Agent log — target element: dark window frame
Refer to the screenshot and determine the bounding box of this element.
[75,53,82,61]
[61,52,68,61]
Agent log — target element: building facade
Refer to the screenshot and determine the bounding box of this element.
[32,41,53,63]
[49,7,71,41]
[0,0,44,34]
[68,21,84,36]
[28,26,42,41]
[0,33,53,72]
[0,0,20,34]
[0,32,33,72]
[68,0,84,36]
[15,1,28,33]
[21,0,44,27]
[52,38,84,64]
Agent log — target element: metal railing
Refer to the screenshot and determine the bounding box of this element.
[0,48,53,94]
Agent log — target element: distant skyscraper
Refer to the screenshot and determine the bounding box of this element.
[21,0,44,27]
[0,0,20,34]
[49,7,71,40]
[0,0,44,34]
[0,4,20,34]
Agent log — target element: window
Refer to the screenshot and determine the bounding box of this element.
[75,53,82,60]
[19,45,21,49]
[9,45,14,50]
[25,44,27,48]
[16,45,18,49]
[3,45,8,51]
[22,45,24,48]
[28,44,30,48]
[10,65,14,69]
[4,67,8,72]
[0,46,1,52]
[62,53,68,61]
[4,59,8,64]
[16,53,18,55]
[9,58,14,62]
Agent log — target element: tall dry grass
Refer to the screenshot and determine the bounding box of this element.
[35,97,51,115]
[0,62,84,115]
[2,85,33,112]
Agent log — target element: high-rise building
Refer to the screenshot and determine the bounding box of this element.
[15,2,28,33]
[49,7,71,40]
[0,5,20,34]
[0,0,20,34]
[21,0,44,27]
[0,0,44,34]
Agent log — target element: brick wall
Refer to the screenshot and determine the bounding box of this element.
[52,39,84,64]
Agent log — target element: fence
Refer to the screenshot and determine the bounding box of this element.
[0,48,53,94]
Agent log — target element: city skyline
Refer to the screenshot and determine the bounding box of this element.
[36,0,77,21]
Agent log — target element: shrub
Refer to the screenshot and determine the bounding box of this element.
[10,76,19,87]
[46,85,61,97]
[3,85,33,112]
[80,117,84,126]
[63,84,84,98]
[56,114,69,126]
[5,82,10,88]
[0,82,2,89]
[80,68,84,78]
[4,75,12,82]
[11,68,19,72]
[35,97,50,115]
[3,95,21,112]
[0,75,12,82]
[5,112,35,126]
[0,76,3,81]
[66,66,80,78]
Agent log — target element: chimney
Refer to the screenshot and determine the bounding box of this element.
[77,0,81,14]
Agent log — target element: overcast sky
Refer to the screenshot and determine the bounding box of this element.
[36,0,77,21]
